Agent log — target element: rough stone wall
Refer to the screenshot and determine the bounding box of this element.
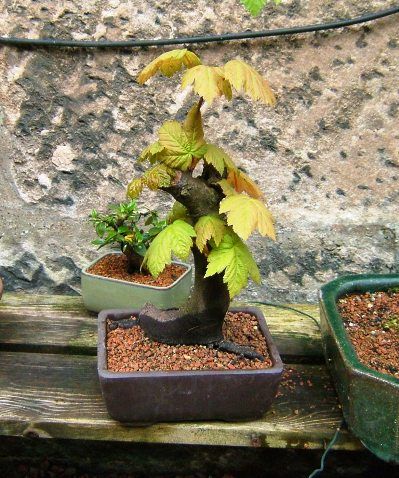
[0,0,398,302]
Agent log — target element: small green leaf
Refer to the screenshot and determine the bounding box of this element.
[95,222,106,237]
[240,0,280,16]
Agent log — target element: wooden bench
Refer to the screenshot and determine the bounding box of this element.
[7,293,397,476]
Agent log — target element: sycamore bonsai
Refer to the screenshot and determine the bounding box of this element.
[128,49,276,358]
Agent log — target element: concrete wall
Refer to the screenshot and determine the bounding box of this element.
[0,0,398,302]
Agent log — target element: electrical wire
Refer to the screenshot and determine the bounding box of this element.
[308,421,344,478]
[0,5,398,49]
[250,300,321,329]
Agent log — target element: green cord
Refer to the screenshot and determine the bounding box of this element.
[251,300,344,477]
[308,421,344,477]
[250,300,321,330]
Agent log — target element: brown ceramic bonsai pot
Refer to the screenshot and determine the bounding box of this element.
[98,306,283,423]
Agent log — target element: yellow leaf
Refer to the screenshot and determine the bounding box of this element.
[183,102,204,146]
[218,179,237,197]
[143,220,196,277]
[203,145,231,175]
[139,141,165,163]
[223,59,276,105]
[142,164,175,190]
[226,169,264,199]
[194,214,226,252]
[137,49,201,84]
[158,120,206,170]
[167,201,191,224]
[219,194,275,241]
[127,178,143,199]
[181,65,231,105]
[204,231,261,298]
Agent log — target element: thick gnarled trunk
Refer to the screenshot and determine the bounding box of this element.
[138,171,230,345]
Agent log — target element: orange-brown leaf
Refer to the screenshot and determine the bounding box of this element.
[226,169,264,199]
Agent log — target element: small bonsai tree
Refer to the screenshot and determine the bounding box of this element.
[90,200,166,274]
[128,49,276,358]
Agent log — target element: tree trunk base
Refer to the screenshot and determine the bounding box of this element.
[138,304,224,345]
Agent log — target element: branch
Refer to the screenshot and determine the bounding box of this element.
[162,171,222,221]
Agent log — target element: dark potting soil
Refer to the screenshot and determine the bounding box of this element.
[337,289,399,379]
[106,312,272,372]
[87,254,186,287]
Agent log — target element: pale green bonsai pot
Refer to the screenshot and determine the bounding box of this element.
[81,252,192,313]
[319,273,399,463]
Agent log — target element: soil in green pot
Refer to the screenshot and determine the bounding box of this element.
[87,253,186,287]
[337,289,399,379]
[106,311,272,372]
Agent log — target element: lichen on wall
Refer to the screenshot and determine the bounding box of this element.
[0,0,398,301]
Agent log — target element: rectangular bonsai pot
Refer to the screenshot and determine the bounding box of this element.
[98,306,283,423]
[319,273,399,464]
[81,252,192,312]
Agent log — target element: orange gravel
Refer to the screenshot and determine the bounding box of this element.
[338,290,399,379]
[87,253,186,287]
[107,311,272,373]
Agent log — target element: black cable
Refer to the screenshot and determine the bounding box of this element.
[0,5,398,49]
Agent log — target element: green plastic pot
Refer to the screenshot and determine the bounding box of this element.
[319,273,399,463]
[81,252,192,313]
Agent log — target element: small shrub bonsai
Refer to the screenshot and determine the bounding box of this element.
[127,49,277,358]
[89,200,166,274]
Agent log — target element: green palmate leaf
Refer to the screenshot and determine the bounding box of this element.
[223,60,276,105]
[127,178,143,199]
[181,65,231,104]
[205,231,261,298]
[142,163,174,190]
[139,141,165,163]
[167,201,191,224]
[158,120,206,170]
[194,214,226,252]
[137,49,201,84]
[219,194,276,241]
[143,219,196,277]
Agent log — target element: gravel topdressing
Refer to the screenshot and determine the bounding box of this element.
[338,289,399,379]
[107,312,272,373]
[87,253,186,287]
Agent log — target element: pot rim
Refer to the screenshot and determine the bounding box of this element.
[319,272,399,386]
[82,252,192,291]
[98,306,283,379]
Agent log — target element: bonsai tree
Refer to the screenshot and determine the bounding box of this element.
[128,49,276,358]
[90,200,166,274]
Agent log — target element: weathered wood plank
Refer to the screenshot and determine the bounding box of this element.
[0,351,361,450]
[0,294,321,357]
